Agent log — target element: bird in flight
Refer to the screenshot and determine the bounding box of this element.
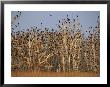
[49,14,52,16]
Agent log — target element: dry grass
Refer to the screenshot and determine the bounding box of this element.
[11,71,99,77]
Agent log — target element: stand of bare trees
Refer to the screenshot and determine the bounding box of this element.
[11,12,100,73]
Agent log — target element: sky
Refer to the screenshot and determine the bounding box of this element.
[11,11,100,37]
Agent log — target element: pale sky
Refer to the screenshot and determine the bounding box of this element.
[11,11,100,37]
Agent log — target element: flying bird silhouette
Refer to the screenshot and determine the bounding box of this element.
[49,14,52,16]
[67,14,68,17]
[16,15,19,18]
[59,20,60,23]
